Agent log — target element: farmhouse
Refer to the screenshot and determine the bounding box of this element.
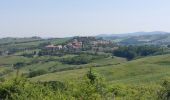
[45,44,63,50]
[91,40,111,46]
[66,39,82,49]
[71,39,82,48]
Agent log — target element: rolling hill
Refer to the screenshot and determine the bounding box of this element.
[97,31,170,45]
[30,54,170,85]
[0,37,70,55]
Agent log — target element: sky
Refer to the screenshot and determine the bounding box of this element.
[0,0,170,38]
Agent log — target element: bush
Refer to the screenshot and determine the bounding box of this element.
[28,70,47,78]
[39,81,66,91]
[158,79,170,100]
[21,52,35,58]
[61,54,93,65]
[13,62,25,69]
[0,78,69,100]
[0,71,165,100]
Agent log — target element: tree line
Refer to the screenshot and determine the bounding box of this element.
[113,45,162,60]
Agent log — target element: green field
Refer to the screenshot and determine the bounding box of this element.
[30,54,170,85]
[1,53,170,85]
[0,54,126,79]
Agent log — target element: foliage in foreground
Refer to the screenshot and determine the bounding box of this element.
[0,69,170,100]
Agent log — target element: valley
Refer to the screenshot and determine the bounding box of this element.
[0,35,170,99]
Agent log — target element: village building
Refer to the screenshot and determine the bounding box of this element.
[91,40,111,46]
[72,39,82,49]
[45,44,63,50]
[43,36,117,53]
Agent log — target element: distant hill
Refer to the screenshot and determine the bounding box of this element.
[97,31,170,37]
[97,31,170,45]
[120,34,170,45]
[0,37,42,44]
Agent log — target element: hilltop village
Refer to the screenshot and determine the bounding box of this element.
[40,37,118,56]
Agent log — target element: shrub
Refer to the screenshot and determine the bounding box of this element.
[0,78,69,100]
[158,79,170,100]
[28,70,47,78]
[13,62,25,69]
[61,54,93,65]
[0,71,164,100]
[21,53,34,58]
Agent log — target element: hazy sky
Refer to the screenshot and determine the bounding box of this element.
[0,0,170,37]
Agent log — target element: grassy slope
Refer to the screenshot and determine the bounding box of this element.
[21,56,126,73]
[0,54,126,79]
[0,56,31,65]
[0,38,69,52]
[31,54,170,85]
